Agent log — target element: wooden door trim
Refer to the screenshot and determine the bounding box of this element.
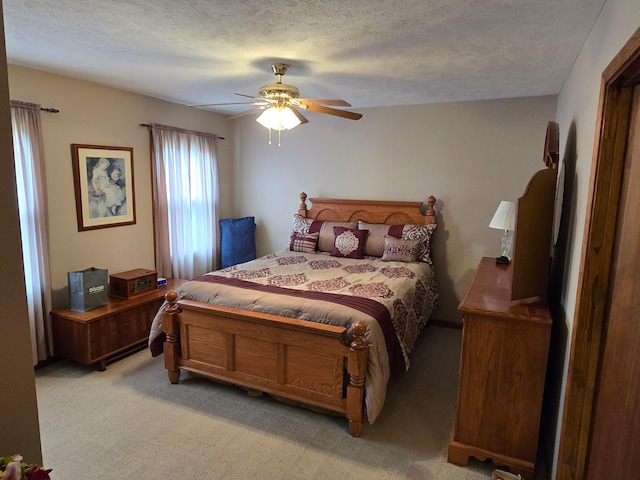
[556,26,640,480]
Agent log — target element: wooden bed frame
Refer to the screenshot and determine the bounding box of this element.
[162,192,437,436]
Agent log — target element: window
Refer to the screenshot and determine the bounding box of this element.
[150,124,220,279]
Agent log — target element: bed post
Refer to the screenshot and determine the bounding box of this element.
[424,196,437,224]
[298,192,309,217]
[163,290,181,384]
[346,320,368,437]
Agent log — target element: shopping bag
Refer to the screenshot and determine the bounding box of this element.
[68,267,108,312]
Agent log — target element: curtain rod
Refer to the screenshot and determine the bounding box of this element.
[41,107,59,113]
[140,123,225,140]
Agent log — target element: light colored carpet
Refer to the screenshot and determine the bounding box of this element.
[35,325,496,479]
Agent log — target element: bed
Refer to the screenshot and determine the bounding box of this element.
[149,193,438,436]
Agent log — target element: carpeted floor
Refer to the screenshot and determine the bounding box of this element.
[35,325,497,479]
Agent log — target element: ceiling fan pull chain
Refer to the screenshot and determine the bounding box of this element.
[264,127,284,147]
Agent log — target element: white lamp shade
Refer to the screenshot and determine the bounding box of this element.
[256,107,301,131]
[489,200,517,231]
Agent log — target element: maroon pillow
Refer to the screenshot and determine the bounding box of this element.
[331,227,368,259]
[309,220,358,253]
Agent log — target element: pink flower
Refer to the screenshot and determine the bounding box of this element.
[2,461,21,480]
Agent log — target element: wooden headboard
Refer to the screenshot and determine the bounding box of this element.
[297,192,437,225]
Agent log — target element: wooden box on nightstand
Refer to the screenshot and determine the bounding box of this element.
[52,278,187,370]
[447,257,552,480]
[109,268,158,299]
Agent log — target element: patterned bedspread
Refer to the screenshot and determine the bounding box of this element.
[148,250,438,423]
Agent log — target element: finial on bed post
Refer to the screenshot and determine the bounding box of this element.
[425,196,436,224]
[346,320,368,437]
[350,320,367,351]
[165,290,180,313]
[298,192,309,218]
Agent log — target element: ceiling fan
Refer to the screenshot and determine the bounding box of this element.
[190,63,362,146]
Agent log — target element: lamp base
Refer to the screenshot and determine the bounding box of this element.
[496,255,511,265]
[499,230,513,261]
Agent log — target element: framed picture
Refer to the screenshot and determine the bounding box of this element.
[71,144,136,231]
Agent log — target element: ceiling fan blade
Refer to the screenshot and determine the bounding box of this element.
[235,92,261,99]
[236,93,279,106]
[290,107,309,124]
[189,101,268,107]
[303,104,362,120]
[296,98,352,107]
[225,106,268,120]
[234,92,277,102]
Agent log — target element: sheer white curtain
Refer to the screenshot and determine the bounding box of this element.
[150,123,220,280]
[10,101,53,364]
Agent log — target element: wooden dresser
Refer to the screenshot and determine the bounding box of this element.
[52,278,187,370]
[448,257,552,480]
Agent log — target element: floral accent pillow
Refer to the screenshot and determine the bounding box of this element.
[401,223,437,264]
[292,213,313,235]
[289,232,319,253]
[331,227,368,259]
[382,235,421,262]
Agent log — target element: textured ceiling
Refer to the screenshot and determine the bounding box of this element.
[4,0,606,115]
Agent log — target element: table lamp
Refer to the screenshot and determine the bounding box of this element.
[489,200,516,264]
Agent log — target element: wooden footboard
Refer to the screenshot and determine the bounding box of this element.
[162,290,369,436]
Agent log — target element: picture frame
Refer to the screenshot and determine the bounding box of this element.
[71,144,136,231]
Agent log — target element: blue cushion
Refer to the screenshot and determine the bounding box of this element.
[219,217,256,268]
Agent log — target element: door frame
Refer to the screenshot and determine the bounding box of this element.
[556,26,640,480]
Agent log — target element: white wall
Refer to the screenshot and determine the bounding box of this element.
[233,96,557,323]
[8,65,234,308]
[552,0,640,476]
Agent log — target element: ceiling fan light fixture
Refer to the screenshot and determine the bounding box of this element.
[256,106,301,131]
[196,63,360,146]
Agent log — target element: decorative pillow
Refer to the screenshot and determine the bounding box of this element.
[401,223,437,264]
[310,220,358,253]
[358,221,437,263]
[292,214,313,235]
[357,221,404,257]
[289,231,319,253]
[219,216,257,268]
[331,227,368,259]
[382,236,421,262]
